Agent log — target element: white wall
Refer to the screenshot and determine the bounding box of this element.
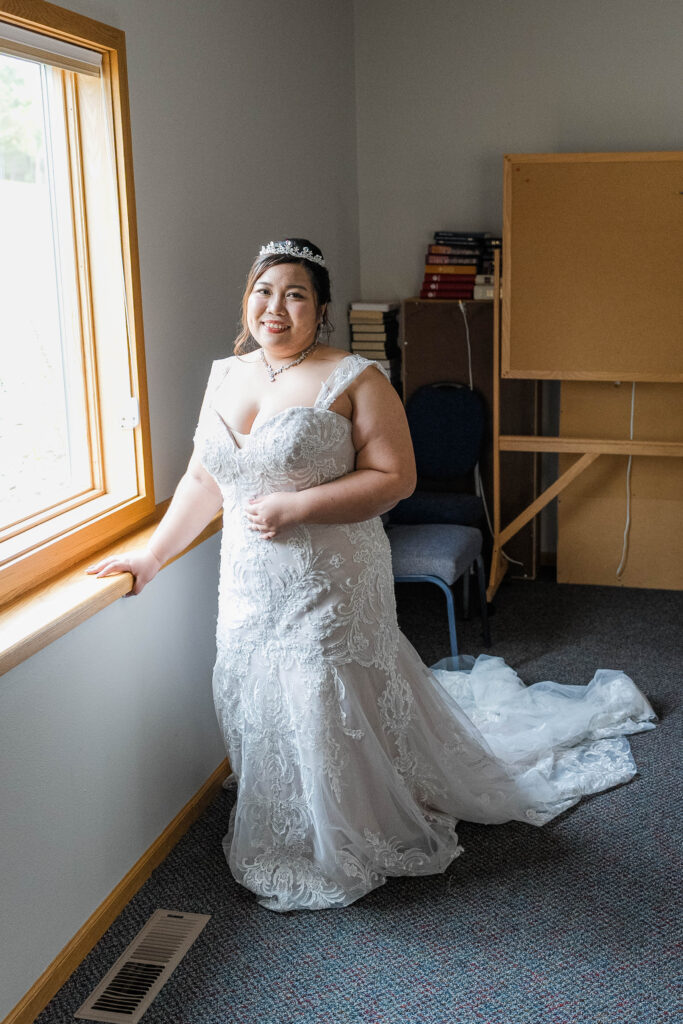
[0,1,359,1017]
[106,0,361,496]
[354,0,683,299]
[0,541,222,1014]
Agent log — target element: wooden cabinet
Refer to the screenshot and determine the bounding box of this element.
[402,299,539,579]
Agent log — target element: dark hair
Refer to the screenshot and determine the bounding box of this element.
[234,238,333,355]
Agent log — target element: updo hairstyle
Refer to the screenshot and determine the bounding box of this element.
[234,238,333,355]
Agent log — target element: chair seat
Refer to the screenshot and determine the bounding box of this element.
[386,523,482,587]
[388,490,483,526]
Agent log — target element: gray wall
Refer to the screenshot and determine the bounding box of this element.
[354,0,683,299]
[113,0,361,496]
[353,0,683,555]
[0,1,359,1016]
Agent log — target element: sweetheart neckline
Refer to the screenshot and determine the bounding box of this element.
[212,404,353,451]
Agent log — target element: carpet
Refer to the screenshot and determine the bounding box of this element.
[35,578,682,1023]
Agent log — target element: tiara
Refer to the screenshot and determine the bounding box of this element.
[259,240,326,267]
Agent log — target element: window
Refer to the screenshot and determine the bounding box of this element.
[0,2,153,607]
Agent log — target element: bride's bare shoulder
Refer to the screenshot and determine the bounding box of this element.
[206,354,259,398]
[221,351,261,375]
[315,344,352,367]
[233,349,261,364]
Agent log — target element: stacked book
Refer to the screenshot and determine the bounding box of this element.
[473,273,501,300]
[348,302,401,384]
[478,235,502,275]
[420,231,502,300]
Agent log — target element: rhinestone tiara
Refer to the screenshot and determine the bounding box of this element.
[258,240,326,267]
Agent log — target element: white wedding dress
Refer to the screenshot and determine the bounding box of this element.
[195,354,656,912]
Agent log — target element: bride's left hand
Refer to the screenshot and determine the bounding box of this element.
[244,492,300,539]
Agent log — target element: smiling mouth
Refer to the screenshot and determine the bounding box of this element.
[261,322,290,332]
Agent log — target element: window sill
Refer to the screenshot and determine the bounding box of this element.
[0,501,222,677]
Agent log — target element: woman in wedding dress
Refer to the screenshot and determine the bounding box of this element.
[88,239,656,912]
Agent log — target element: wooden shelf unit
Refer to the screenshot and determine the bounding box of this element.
[488,151,683,596]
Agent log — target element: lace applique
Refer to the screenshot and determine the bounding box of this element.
[315,353,390,410]
[242,846,349,912]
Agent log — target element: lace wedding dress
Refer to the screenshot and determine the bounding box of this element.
[195,354,655,912]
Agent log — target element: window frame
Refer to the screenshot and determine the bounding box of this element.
[0,0,154,608]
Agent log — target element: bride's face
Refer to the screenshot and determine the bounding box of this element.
[247,262,321,358]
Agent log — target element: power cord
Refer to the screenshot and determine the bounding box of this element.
[458,300,526,572]
[615,382,636,578]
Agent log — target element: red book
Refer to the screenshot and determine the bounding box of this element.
[420,288,474,299]
[421,286,474,294]
[421,282,474,289]
[419,274,473,286]
[424,262,477,275]
[422,272,476,283]
[421,279,474,290]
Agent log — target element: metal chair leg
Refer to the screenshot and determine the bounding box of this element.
[442,582,458,659]
[393,574,459,659]
[462,568,471,620]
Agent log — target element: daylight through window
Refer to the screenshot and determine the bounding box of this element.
[0,6,153,606]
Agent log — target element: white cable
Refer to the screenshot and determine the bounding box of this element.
[458,300,474,389]
[474,463,493,534]
[615,382,636,577]
[458,301,527,573]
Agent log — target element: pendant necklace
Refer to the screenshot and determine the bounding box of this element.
[260,338,319,383]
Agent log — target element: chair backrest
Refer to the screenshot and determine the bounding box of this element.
[405,383,486,480]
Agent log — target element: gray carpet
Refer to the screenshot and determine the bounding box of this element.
[35,577,682,1024]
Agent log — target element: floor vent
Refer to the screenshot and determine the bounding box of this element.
[74,909,210,1023]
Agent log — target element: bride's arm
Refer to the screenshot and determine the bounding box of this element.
[86,453,223,594]
[245,367,416,538]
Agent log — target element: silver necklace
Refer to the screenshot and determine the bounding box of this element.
[259,339,319,382]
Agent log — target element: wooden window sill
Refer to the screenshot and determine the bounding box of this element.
[0,502,222,677]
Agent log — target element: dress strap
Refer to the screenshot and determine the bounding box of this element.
[201,357,232,401]
[315,354,389,410]
[193,357,232,447]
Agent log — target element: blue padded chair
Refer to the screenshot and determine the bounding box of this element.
[386,523,490,658]
[386,384,490,657]
[388,383,486,526]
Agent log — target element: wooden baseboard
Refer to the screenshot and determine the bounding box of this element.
[3,758,231,1024]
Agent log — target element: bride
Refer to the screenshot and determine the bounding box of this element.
[88,239,656,912]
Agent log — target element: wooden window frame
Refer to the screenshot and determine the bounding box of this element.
[0,0,154,608]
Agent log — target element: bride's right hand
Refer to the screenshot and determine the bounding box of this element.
[86,548,162,596]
